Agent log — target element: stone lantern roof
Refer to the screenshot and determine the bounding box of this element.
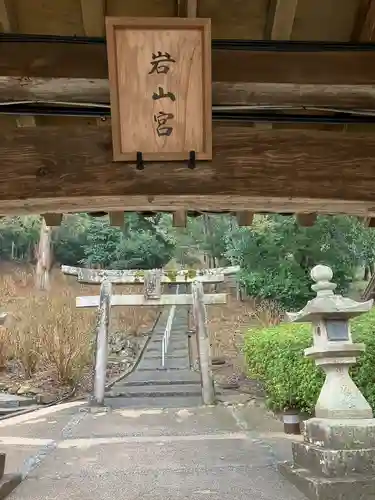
[287,265,373,323]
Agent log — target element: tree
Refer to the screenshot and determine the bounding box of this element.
[225,215,364,310]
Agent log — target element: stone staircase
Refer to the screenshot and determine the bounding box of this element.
[105,305,203,409]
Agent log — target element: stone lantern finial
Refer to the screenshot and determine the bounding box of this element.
[310,265,336,297]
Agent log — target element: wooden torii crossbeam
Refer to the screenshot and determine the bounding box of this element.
[62,266,230,406]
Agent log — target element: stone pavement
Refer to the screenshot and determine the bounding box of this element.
[0,400,306,499]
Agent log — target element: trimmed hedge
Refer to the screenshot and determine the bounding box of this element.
[243,308,375,414]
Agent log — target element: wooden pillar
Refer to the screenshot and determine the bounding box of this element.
[91,279,112,406]
[35,218,53,291]
[192,280,215,405]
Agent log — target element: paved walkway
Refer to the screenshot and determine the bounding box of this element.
[0,401,305,499]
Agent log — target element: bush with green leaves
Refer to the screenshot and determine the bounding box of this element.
[244,307,375,414]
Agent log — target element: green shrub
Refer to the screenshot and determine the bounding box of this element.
[244,307,375,414]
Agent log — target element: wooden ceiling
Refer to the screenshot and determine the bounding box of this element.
[1,0,375,220]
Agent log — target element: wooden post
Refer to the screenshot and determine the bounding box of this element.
[144,270,162,300]
[35,218,53,291]
[192,280,215,405]
[91,279,112,406]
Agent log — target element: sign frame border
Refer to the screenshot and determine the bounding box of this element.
[105,16,212,162]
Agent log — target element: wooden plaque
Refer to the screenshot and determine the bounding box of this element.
[106,17,212,162]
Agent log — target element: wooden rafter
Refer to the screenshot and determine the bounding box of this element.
[0,0,10,31]
[236,212,254,227]
[296,213,317,227]
[0,0,16,32]
[173,210,188,227]
[42,213,63,227]
[0,125,375,214]
[352,0,375,41]
[108,212,124,227]
[2,41,375,85]
[80,0,106,36]
[177,0,198,17]
[265,0,299,40]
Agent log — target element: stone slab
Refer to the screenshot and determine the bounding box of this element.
[0,394,36,409]
[106,384,202,398]
[0,473,21,499]
[105,395,203,409]
[70,406,239,438]
[143,352,188,360]
[137,359,190,370]
[292,440,375,477]
[123,371,201,386]
[303,418,375,450]
[11,426,304,500]
[279,462,375,500]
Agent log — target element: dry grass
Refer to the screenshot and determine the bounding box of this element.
[0,263,160,391]
[204,289,284,383]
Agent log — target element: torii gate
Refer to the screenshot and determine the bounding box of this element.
[62,265,238,406]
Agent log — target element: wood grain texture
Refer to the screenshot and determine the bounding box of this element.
[106,17,211,161]
[1,124,375,210]
[3,40,375,85]
[108,211,124,227]
[3,77,375,110]
[80,0,105,36]
[296,213,317,227]
[173,210,187,227]
[352,0,375,41]
[42,213,63,226]
[236,211,254,227]
[265,0,298,39]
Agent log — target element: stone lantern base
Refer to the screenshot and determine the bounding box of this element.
[279,417,375,500]
[0,453,21,499]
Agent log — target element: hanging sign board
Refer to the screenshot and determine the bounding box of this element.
[105,17,212,162]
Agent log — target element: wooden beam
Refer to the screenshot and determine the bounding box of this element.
[2,40,375,85]
[265,0,299,40]
[0,0,10,31]
[352,0,375,41]
[236,211,254,227]
[173,210,188,227]
[80,0,105,37]
[296,213,317,227]
[16,115,36,127]
[177,0,198,17]
[108,211,124,227]
[4,77,375,110]
[2,125,375,213]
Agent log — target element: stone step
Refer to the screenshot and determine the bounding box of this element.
[106,384,202,398]
[105,395,202,409]
[0,404,40,417]
[143,350,188,360]
[124,370,201,385]
[137,359,190,370]
[0,393,37,408]
[119,378,201,387]
[148,340,187,350]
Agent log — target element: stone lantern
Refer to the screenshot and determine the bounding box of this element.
[279,265,375,500]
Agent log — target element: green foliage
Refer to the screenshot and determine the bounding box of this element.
[244,322,323,413]
[226,215,366,310]
[244,308,375,413]
[0,216,41,260]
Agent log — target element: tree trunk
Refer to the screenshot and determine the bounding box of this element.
[364,265,370,281]
[35,219,53,291]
